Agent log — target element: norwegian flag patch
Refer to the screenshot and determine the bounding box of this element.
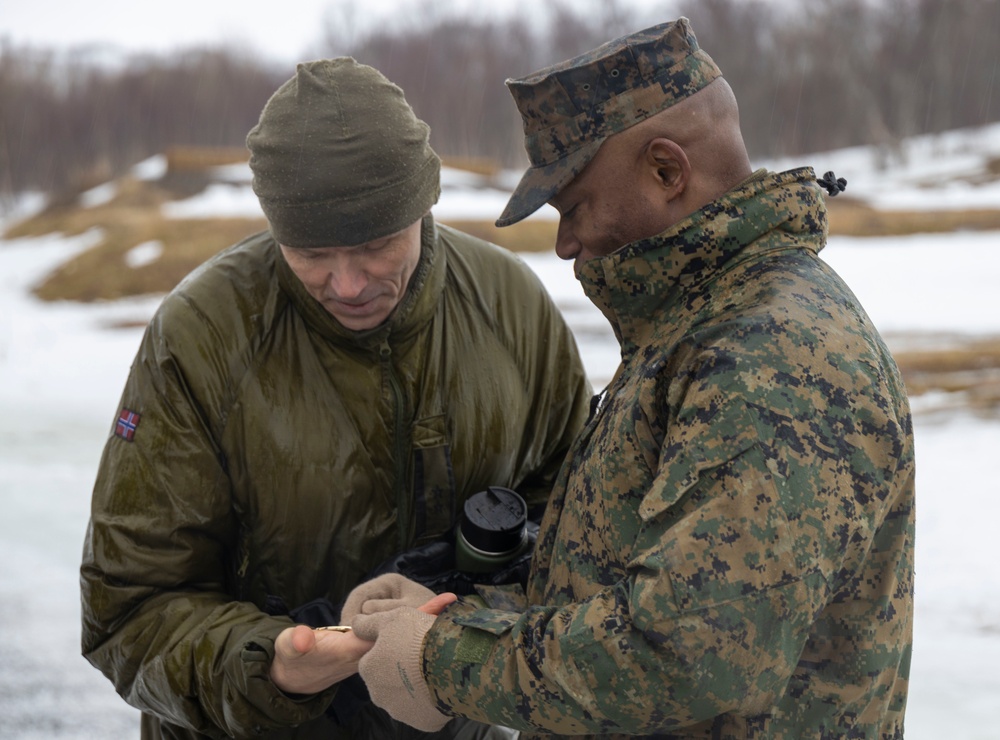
[115,408,141,442]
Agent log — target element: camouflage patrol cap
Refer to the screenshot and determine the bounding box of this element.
[496,18,722,227]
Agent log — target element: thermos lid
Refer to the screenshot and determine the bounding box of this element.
[460,486,527,555]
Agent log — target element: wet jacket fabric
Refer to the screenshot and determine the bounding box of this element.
[80,216,592,739]
[423,169,916,738]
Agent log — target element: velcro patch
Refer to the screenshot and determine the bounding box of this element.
[454,628,497,665]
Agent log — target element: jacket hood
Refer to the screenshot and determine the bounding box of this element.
[576,167,828,355]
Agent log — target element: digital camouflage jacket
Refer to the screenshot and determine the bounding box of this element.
[80,216,592,740]
[423,169,916,739]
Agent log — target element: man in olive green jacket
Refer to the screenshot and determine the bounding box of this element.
[79,59,592,739]
[346,19,915,739]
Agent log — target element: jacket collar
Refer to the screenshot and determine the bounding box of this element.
[276,215,445,352]
[575,167,828,355]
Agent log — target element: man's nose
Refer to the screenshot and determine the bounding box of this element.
[553,220,580,262]
[328,260,368,299]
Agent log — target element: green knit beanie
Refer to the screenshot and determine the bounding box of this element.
[247,58,441,248]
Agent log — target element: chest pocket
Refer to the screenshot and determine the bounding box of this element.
[411,413,457,544]
[633,400,814,613]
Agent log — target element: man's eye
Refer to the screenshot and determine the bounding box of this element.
[364,239,391,253]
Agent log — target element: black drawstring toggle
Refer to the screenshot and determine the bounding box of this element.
[817,171,847,196]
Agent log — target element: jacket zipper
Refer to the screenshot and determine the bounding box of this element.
[380,339,409,551]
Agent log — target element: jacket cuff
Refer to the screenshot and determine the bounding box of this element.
[422,598,518,720]
[235,631,339,732]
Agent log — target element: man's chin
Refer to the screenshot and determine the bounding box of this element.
[334,315,384,332]
[328,305,389,331]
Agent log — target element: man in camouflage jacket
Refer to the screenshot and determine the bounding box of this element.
[347,18,915,739]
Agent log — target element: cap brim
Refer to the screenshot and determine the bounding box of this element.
[495,138,605,227]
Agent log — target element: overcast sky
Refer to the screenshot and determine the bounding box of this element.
[0,0,676,65]
[0,0,389,63]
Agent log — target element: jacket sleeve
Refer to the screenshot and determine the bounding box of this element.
[80,300,337,738]
[421,395,842,734]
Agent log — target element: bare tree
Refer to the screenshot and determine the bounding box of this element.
[2,0,999,198]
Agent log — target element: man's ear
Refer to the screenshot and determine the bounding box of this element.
[645,138,689,199]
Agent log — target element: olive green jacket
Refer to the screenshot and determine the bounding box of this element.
[80,216,592,739]
[423,169,915,738]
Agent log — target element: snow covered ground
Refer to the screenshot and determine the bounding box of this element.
[2,130,1000,737]
[764,121,1000,213]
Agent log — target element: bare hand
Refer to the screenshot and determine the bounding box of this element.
[269,592,457,695]
[270,624,370,695]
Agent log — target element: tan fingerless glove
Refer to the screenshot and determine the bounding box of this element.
[353,606,450,732]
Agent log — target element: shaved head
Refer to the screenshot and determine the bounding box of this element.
[619,77,752,207]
